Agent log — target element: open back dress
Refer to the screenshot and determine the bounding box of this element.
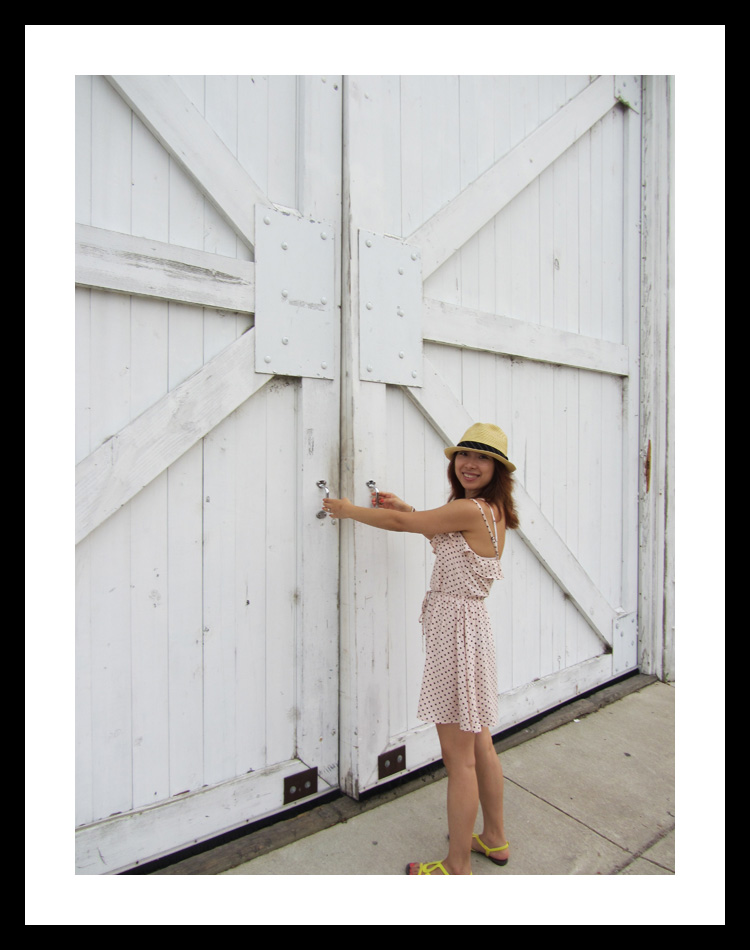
[417,498,504,734]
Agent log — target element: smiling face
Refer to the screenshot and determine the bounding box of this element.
[453,450,496,496]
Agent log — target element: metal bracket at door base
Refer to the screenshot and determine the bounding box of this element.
[612,612,638,675]
[378,746,406,780]
[284,767,318,804]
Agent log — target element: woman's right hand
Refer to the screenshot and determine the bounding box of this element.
[372,491,412,512]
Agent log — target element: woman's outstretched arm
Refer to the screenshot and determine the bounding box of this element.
[323,497,480,538]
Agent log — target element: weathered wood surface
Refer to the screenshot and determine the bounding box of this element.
[76,75,343,874]
[106,75,273,250]
[76,224,255,312]
[75,327,269,543]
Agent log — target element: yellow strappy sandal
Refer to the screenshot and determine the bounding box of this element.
[472,834,510,866]
[405,860,472,875]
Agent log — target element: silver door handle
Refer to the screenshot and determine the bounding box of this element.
[316,480,330,518]
[366,479,379,507]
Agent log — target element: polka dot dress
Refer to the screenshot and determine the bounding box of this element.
[417,499,504,734]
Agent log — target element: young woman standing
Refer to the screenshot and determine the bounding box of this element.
[323,422,519,875]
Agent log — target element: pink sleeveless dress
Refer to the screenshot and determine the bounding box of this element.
[417,499,504,733]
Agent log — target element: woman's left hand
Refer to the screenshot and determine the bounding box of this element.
[322,497,351,519]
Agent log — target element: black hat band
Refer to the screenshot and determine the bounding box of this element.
[457,440,508,460]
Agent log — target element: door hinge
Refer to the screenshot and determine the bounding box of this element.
[283,766,318,805]
[378,745,406,780]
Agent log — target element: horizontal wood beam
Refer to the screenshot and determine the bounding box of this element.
[106,75,274,251]
[423,298,629,376]
[405,358,617,647]
[76,225,255,313]
[75,756,335,874]
[76,328,270,543]
[408,76,618,279]
[493,654,616,731]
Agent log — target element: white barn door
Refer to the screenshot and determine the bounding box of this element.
[75,75,342,872]
[340,76,642,796]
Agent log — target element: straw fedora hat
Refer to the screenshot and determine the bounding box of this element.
[444,422,516,472]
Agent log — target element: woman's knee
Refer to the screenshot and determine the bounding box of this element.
[474,727,495,757]
[438,724,477,772]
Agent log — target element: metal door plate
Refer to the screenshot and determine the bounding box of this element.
[378,745,406,780]
[255,206,336,379]
[359,230,422,386]
[283,767,319,805]
[613,612,638,674]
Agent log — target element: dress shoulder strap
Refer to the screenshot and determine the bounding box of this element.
[471,498,499,558]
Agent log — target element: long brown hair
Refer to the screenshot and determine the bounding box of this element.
[447,456,520,530]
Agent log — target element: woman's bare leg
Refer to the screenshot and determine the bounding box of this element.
[434,723,478,875]
[472,727,509,856]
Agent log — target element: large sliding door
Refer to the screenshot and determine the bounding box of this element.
[75,75,342,872]
[340,75,641,796]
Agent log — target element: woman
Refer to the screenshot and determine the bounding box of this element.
[323,422,519,876]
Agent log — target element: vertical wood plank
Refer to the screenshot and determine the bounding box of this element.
[75,288,91,464]
[130,474,170,807]
[234,390,267,770]
[202,406,238,785]
[166,298,205,794]
[603,107,625,346]
[589,117,604,339]
[621,93,643,619]
[551,365,569,671]
[89,289,130,451]
[297,75,344,223]
[75,535,93,826]
[205,75,238,158]
[400,77,423,236]
[267,76,298,210]
[264,378,298,766]
[402,395,427,731]
[89,506,132,820]
[91,76,131,233]
[168,158,207,254]
[238,76,269,205]
[132,115,169,242]
[201,303,241,784]
[167,442,204,795]
[601,375,624,607]
[75,75,92,226]
[385,387,408,735]
[295,377,340,785]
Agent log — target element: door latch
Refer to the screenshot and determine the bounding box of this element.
[316,480,336,523]
[366,479,379,507]
[316,480,329,518]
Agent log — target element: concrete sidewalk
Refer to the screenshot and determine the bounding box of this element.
[221,677,675,877]
[157,674,675,878]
